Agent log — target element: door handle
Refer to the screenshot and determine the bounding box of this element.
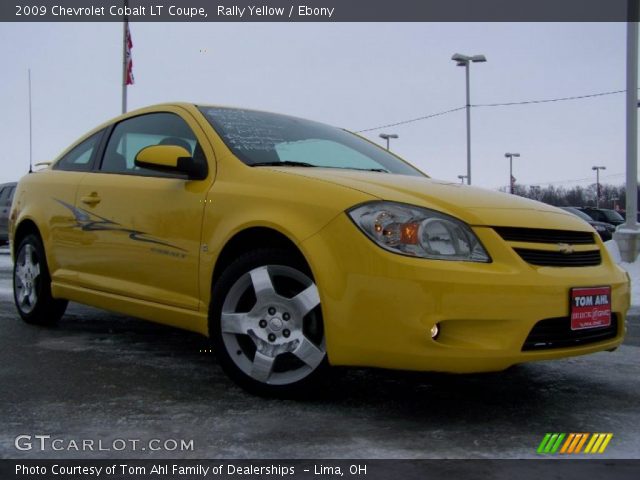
[81,193,101,206]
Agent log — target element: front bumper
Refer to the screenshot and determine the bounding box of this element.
[301,214,630,372]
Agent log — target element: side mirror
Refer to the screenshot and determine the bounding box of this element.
[134,145,206,180]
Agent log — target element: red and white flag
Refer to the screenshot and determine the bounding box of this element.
[125,23,134,85]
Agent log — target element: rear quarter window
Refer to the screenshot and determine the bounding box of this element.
[53,130,104,172]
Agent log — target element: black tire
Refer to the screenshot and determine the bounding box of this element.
[210,248,329,397]
[13,233,67,325]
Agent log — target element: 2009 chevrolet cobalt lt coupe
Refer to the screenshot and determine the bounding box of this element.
[10,103,629,395]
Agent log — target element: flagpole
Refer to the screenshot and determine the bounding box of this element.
[28,68,33,173]
[121,0,128,114]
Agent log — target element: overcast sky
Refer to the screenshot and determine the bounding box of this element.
[0,22,635,189]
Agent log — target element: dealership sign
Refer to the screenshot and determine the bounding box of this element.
[570,287,611,330]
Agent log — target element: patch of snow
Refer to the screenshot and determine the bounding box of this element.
[605,240,640,307]
[0,253,12,270]
[605,239,622,264]
[0,286,13,299]
[0,252,13,299]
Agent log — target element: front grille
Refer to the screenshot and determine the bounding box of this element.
[494,227,595,245]
[522,314,618,351]
[514,248,601,267]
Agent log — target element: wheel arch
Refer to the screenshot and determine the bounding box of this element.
[211,226,311,288]
[12,218,41,261]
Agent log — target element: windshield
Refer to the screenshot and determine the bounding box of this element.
[198,106,425,177]
[603,209,624,222]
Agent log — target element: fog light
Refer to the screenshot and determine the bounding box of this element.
[430,323,440,339]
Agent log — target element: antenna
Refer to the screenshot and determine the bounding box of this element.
[28,68,33,174]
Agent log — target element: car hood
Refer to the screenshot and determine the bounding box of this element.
[271,168,591,231]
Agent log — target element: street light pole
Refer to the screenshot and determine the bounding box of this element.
[592,166,606,208]
[624,16,639,230]
[379,133,398,151]
[614,14,640,262]
[505,152,520,194]
[452,53,487,186]
[465,63,471,186]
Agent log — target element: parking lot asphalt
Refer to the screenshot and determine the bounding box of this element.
[0,248,639,459]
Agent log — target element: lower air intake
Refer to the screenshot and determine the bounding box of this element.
[522,314,618,351]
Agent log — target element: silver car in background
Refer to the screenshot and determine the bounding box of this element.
[0,182,17,244]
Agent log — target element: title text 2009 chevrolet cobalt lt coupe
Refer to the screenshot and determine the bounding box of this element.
[10,104,629,395]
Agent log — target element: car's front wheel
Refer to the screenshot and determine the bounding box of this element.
[13,233,67,325]
[210,249,328,396]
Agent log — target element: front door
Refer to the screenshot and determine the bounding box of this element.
[73,110,213,310]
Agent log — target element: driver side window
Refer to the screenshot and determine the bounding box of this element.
[100,113,205,177]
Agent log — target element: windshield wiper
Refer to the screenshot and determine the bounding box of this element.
[329,166,390,173]
[250,161,389,173]
[251,160,316,168]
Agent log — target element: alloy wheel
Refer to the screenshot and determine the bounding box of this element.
[220,264,325,386]
[14,243,41,315]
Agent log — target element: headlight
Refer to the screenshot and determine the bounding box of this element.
[347,201,491,262]
[595,225,606,232]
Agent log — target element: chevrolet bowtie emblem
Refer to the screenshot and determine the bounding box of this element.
[556,243,575,254]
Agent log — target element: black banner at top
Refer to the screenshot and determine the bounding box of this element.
[1,0,639,22]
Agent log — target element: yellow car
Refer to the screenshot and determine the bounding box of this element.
[9,103,629,395]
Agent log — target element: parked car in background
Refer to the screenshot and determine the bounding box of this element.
[619,211,640,222]
[578,207,625,227]
[0,182,17,244]
[8,103,630,396]
[560,207,616,242]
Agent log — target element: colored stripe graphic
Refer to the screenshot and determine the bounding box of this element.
[584,433,599,453]
[574,433,589,453]
[537,433,565,454]
[545,434,559,453]
[539,433,613,454]
[585,433,613,454]
[550,433,565,453]
[598,434,613,453]
[537,433,552,454]
[560,433,575,454]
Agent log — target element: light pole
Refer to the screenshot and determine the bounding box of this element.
[505,152,520,194]
[451,52,487,185]
[457,174,468,184]
[592,166,606,208]
[614,14,639,262]
[379,133,398,151]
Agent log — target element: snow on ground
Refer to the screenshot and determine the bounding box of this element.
[605,240,640,307]
[0,251,11,269]
[0,249,11,299]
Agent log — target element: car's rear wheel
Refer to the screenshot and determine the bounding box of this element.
[210,249,328,396]
[13,233,67,325]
